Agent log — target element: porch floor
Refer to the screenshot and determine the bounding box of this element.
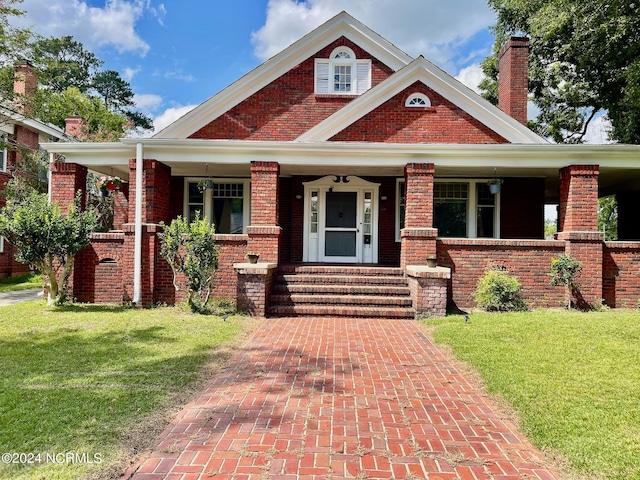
[126,317,559,479]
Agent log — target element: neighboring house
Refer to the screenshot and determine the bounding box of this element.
[0,63,67,278]
[43,12,640,315]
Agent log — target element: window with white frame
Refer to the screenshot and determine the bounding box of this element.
[405,93,431,107]
[0,133,7,172]
[315,47,371,95]
[395,179,499,239]
[185,179,250,234]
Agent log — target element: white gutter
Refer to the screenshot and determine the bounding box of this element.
[133,142,143,304]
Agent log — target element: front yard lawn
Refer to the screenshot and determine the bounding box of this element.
[424,309,640,480]
[0,301,255,479]
[0,273,43,293]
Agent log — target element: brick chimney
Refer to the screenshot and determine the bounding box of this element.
[498,37,529,125]
[65,116,88,139]
[13,61,37,114]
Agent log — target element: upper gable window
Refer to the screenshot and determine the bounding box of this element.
[405,93,431,107]
[315,47,371,95]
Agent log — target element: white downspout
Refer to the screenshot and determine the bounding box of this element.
[47,152,54,203]
[133,142,143,304]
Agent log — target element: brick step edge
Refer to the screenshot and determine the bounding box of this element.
[269,294,413,307]
[272,285,412,296]
[277,275,409,286]
[267,305,415,319]
[278,266,404,276]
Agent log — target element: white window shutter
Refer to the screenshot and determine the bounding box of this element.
[356,61,371,94]
[315,60,329,94]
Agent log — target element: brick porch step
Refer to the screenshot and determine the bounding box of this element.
[267,265,415,319]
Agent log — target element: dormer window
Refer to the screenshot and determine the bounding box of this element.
[405,93,431,107]
[315,47,371,95]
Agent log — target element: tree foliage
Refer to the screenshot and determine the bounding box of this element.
[598,195,618,241]
[481,0,640,144]
[0,192,97,305]
[158,215,219,314]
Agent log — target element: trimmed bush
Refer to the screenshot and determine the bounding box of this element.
[474,268,527,312]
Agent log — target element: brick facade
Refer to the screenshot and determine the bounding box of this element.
[189,38,394,141]
[50,162,88,211]
[128,159,172,225]
[331,82,507,144]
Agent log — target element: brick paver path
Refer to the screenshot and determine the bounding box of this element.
[127,318,559,479]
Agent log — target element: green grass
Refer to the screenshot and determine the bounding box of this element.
[424,309,640,480]
[0,301,254,479]
[0,273,43,293]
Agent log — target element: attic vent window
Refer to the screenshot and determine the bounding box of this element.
[406,93,431,107]
[315,47,371,95]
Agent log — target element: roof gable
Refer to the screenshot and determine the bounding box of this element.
[153,12,413,139]
[296,57,547,144]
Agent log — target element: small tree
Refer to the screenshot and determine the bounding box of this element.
[158,214,219,314]
[474,267,527,312]
[549,254,583,309]
[0,192,97,305]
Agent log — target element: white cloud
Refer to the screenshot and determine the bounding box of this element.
[124,67,141,81]
[251,0,495,72]
[15,0,151,55]
[134,93,163,113]
[455,63,484,93]
[152,104,197,134]
[584,114,613,145]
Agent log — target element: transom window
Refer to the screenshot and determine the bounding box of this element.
[185,179,250,235]
[315,47,371,95]
[405,93,431,107]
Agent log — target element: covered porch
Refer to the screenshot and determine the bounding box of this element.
[43,139,640,314]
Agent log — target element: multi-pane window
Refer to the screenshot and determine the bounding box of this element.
[396,180,499,239]
[212,183,244,234]
[315,47,371,95]
[186,180,248,234]
[405,93,431,107]
[476,183,496,238]
[434,183,468,237]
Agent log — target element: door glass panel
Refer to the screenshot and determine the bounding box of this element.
[325,231,357,256]
[363,191,372,234]
[310,191,318,233]
[326,192,357,228]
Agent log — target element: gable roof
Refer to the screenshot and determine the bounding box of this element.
[0,103,66,140]
[153,11,413,139]
[296,57,547,144]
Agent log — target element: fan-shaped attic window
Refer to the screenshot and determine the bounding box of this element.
[405,93,431,107]
[315,47,371,95]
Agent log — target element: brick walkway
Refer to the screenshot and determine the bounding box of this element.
[127,318,559,479]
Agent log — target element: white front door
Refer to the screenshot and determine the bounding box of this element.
[303,176,379,263]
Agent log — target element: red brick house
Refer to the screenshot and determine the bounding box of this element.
[43,12,640,315]
[0,63,67,278]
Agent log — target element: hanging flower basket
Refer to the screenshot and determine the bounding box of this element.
[487,178,503,194]
[96,175,123,195]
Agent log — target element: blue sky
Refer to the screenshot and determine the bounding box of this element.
[12,0,498,132]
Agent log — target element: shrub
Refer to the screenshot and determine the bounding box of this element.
[474,268,527,312]
[549,253,583,309]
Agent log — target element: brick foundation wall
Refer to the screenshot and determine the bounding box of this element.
[603,242,640,307]
[331,82,507,144]
[74,232,126,303]
[211,235,249,298]
[438,238,566,309]
[236,264,277,316]
[190,38,394,141]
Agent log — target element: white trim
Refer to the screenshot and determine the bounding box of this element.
[0,133,7,172]
[303,175,379,263]
[0,236,4,254]
[183,177,251,234]
[153,12,412,139]
[395,178,405,242]
[296,56,547,144]
[133,142,143,305]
